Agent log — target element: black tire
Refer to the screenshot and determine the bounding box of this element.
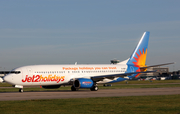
[71,86,77,91]
[19,89,23,93]
[90,86,98,91]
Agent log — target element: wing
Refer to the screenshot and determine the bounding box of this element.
[91,70,155,82]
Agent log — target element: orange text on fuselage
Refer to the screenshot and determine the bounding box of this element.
[62,67,117,70]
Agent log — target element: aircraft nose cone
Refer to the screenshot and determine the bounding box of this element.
[4,75,13,84]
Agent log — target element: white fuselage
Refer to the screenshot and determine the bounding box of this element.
[4,64,128,87]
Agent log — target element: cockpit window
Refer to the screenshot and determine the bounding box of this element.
[9,71,21,74]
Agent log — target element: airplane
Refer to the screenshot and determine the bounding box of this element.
[3,31,174,92]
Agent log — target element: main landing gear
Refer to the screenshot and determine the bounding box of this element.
[19,88,23,93]
[90,86,98,91]
[71,86,78,91]
[71,85,98,91]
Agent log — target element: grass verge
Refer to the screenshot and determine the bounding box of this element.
[0,95,180,114]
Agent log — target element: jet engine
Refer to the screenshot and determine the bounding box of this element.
[74,78,94,88]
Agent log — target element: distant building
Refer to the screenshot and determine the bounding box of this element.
[140,67,170,77]
[139,67,180,80]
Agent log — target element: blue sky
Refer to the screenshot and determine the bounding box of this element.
[0,0,179,71]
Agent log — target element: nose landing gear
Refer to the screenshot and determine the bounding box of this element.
[13,85,24,93]
[19,88,23,93]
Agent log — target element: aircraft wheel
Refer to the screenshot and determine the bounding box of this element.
[71,86,77,91]
[94,86,98,91]
[90,86,98,91]
[19,89,23,93]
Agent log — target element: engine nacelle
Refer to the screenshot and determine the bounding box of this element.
[42,85,61,89]
[74,78,94,88]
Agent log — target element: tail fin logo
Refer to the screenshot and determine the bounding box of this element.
[133,48,147,67]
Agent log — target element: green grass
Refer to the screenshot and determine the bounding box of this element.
[0,82,12,87]
[0,95,180,114]
[117,79,180,84]
[99,84,180,89]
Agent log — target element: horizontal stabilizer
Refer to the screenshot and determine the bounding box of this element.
[140,62,175,69]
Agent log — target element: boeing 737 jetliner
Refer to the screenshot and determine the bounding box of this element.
[3,32,174,92]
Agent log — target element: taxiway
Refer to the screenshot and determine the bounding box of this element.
[0,87,180,101]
